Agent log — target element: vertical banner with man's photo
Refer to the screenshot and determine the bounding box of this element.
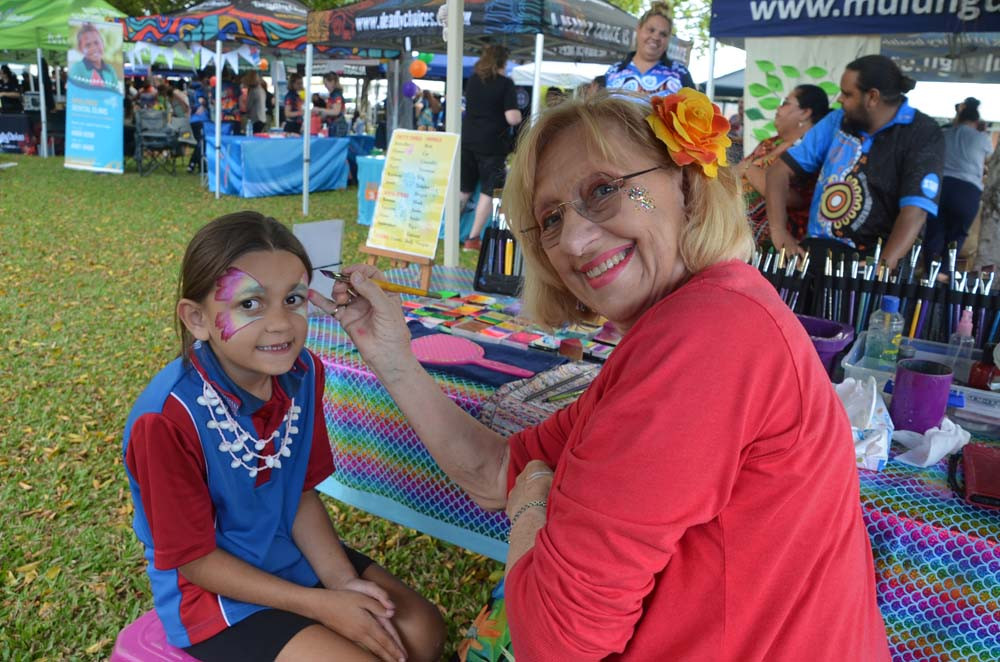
[65,18,124,173]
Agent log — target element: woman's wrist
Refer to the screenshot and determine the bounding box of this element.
[509,500,547,530]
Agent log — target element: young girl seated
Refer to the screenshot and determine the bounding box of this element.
[123,211,445,662]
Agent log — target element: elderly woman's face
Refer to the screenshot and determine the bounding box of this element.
[533,123,689,331]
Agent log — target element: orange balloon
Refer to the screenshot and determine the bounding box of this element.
[209,76,217,87]
[409,59,428,78]
[259,58,269,71]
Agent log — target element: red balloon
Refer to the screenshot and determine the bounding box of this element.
[409,59,428,78]
[209,76,217,87]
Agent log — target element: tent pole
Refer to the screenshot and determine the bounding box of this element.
[530,33,543,125]
[215,39,222,199]
[444,0,464,268]
[36,48,48,158]
[390,59,399,137]
[706,37,717,101]
[302,43,313,217]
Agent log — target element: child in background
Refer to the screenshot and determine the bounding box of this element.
[123,211,444,662]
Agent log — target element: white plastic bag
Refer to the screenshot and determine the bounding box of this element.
[834,377,892,471]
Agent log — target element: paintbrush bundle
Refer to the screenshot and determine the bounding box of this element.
[473,192,524,297]
[751,239,1000,350]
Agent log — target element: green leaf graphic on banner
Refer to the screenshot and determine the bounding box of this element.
[763,121,776,133]
[766,73,783,92]
[748,83,771,98]
[745,107,765,121]
[755,60,776,73]
[819,81,840,96]
[753,128,773,141]
[781,65,801,78]
[805,66,828,78]
[759,96,780,110]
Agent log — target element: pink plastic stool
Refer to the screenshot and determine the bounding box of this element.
[111,610,198,661]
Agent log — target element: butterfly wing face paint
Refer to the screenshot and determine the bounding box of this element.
[290,276,309,320]
[214,267,265,341]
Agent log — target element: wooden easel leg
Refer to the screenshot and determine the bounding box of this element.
[419,265,432,292]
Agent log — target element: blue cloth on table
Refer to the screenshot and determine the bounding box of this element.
[206,135,348,198]
[407,321,565,387]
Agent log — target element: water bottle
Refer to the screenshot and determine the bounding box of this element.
[946,308,975,378]
[245,121,252,137]
[865,295,904,368]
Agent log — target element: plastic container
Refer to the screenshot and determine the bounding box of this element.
[842,332,1000,431]
[796,314,855,377]
[946,308,975,372]
[864,295,904,368]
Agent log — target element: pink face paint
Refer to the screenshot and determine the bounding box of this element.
[213,267,265,341]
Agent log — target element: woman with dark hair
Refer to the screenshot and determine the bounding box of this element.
[740,84,831,246]
[460,44,522,251]
[282,74,304,135]
[0,65,22,112]
[924,97,995,261]
[604,2,694,98]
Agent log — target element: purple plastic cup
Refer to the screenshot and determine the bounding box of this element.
[889,359,953,434]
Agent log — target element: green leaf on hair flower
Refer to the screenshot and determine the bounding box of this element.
[805,66,828,78]
[755,60,776,73]
[781,65,801,78]
[766,73,783,92]
[759,96,780,111]
[753,127,773,141]
[819,81,840,96]
[748,83,771,98]
[744,107,765,121]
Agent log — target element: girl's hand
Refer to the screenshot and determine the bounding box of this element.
[506,460,553,521]
[305,584,407,662]
[308,265,414,377]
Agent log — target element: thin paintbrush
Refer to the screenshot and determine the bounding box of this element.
[320,270,443,299]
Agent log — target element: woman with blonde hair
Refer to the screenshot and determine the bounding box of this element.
[311,90,889,660]
[605,1,694,98]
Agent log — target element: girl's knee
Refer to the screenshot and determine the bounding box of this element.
[397,595,446,662]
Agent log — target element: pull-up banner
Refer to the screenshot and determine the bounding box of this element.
[65,17,124,173]
[710,0,1000,38]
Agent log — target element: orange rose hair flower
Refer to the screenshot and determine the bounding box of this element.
[646,88,731,178]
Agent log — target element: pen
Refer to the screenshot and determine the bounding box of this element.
[545,386,588,404]
[319,270,442,299]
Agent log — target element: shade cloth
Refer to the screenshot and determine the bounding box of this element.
[205,134,348,198]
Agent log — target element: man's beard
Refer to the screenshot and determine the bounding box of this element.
[842,109,870,135]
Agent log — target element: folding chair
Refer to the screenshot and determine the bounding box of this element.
[135,109,179,176]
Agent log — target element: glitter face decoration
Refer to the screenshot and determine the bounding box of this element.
[627,185,656,212]
[214,267,266,341]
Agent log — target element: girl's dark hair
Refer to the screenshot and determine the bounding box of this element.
[958,97,981,123]
[845,55,915,104]
[794,84,831,123]
[176,211,312,359]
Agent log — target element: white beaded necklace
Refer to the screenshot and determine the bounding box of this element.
[197,378,301,478]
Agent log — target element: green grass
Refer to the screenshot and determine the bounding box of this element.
[0,154,499,659]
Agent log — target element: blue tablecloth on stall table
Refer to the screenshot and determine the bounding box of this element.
[356,155,478,240]
[206,134,348,197]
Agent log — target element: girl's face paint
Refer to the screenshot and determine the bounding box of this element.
[213,267,266,341]
[289,278,309,320]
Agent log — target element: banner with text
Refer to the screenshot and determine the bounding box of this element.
[367,130,459,259]
[711,0,1000,38]
[65,17,124,174]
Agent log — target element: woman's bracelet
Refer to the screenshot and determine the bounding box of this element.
[508,500,547,532]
